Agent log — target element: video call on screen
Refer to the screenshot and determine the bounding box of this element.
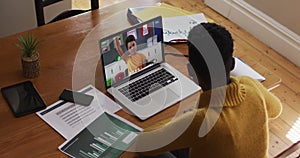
[100,19,163,87]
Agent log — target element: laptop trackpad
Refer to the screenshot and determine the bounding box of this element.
[136,87,179,110]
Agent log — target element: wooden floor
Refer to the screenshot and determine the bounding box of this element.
[73,0,300,157]
[72,0,126,9]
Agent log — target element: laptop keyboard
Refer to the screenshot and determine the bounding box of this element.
[118,68,178,102]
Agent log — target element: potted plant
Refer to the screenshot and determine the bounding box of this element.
[16,33,41,78]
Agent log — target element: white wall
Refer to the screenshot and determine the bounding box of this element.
[204,0,300,67]
[0,0,71,38]
[244,0,300,36]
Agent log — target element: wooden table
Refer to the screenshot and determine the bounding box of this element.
[0,0,281,157]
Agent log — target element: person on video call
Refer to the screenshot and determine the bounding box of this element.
[114,35,146,75]
[134,22,282,158]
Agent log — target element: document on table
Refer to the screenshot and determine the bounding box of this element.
[36,85,122,139]
[127,3,209,43]
[231,57,266,82]
[59,112,142,158]
[163,13,207,42]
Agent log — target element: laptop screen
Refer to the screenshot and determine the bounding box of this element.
[99,16,164,89]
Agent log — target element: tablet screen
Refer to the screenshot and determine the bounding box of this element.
[1,81,46,117]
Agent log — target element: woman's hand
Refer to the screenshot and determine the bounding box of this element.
[114,37,121,48]
[114,36,128,62]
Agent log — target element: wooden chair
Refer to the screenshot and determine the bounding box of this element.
[34,0,99,26]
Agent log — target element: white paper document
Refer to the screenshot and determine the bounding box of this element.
[231,57,266,82]
[163,13,207,42]
[36,85,122,139]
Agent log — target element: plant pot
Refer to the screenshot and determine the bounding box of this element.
[21,53,40,78]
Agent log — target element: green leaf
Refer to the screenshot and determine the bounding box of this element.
[16,33,40,58]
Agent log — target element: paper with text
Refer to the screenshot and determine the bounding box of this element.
[36,85,122,139]
[59,112,142,158]
[163,13,207,42]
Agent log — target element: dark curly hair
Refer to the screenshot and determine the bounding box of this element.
[125,35,136,50]
[188,23,234,89]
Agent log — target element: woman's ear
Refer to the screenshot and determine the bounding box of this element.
[230,57,235,71]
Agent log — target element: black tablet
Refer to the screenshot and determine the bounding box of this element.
[1,81,46,117]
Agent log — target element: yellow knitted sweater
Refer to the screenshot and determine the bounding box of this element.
[136,76,282,158]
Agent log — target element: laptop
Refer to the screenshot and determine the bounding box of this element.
[99,16,200,120]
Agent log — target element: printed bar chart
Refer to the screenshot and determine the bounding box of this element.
[59,112,141,158]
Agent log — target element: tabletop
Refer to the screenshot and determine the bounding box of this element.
[0,0,281,157]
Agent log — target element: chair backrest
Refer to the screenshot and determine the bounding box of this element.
[34,0,99,26]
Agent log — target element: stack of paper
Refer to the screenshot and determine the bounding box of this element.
[127,3,212,42]
[131,2,193,21]
[37,85,143,157]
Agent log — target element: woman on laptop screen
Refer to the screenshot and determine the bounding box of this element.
[114,35,146,75]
